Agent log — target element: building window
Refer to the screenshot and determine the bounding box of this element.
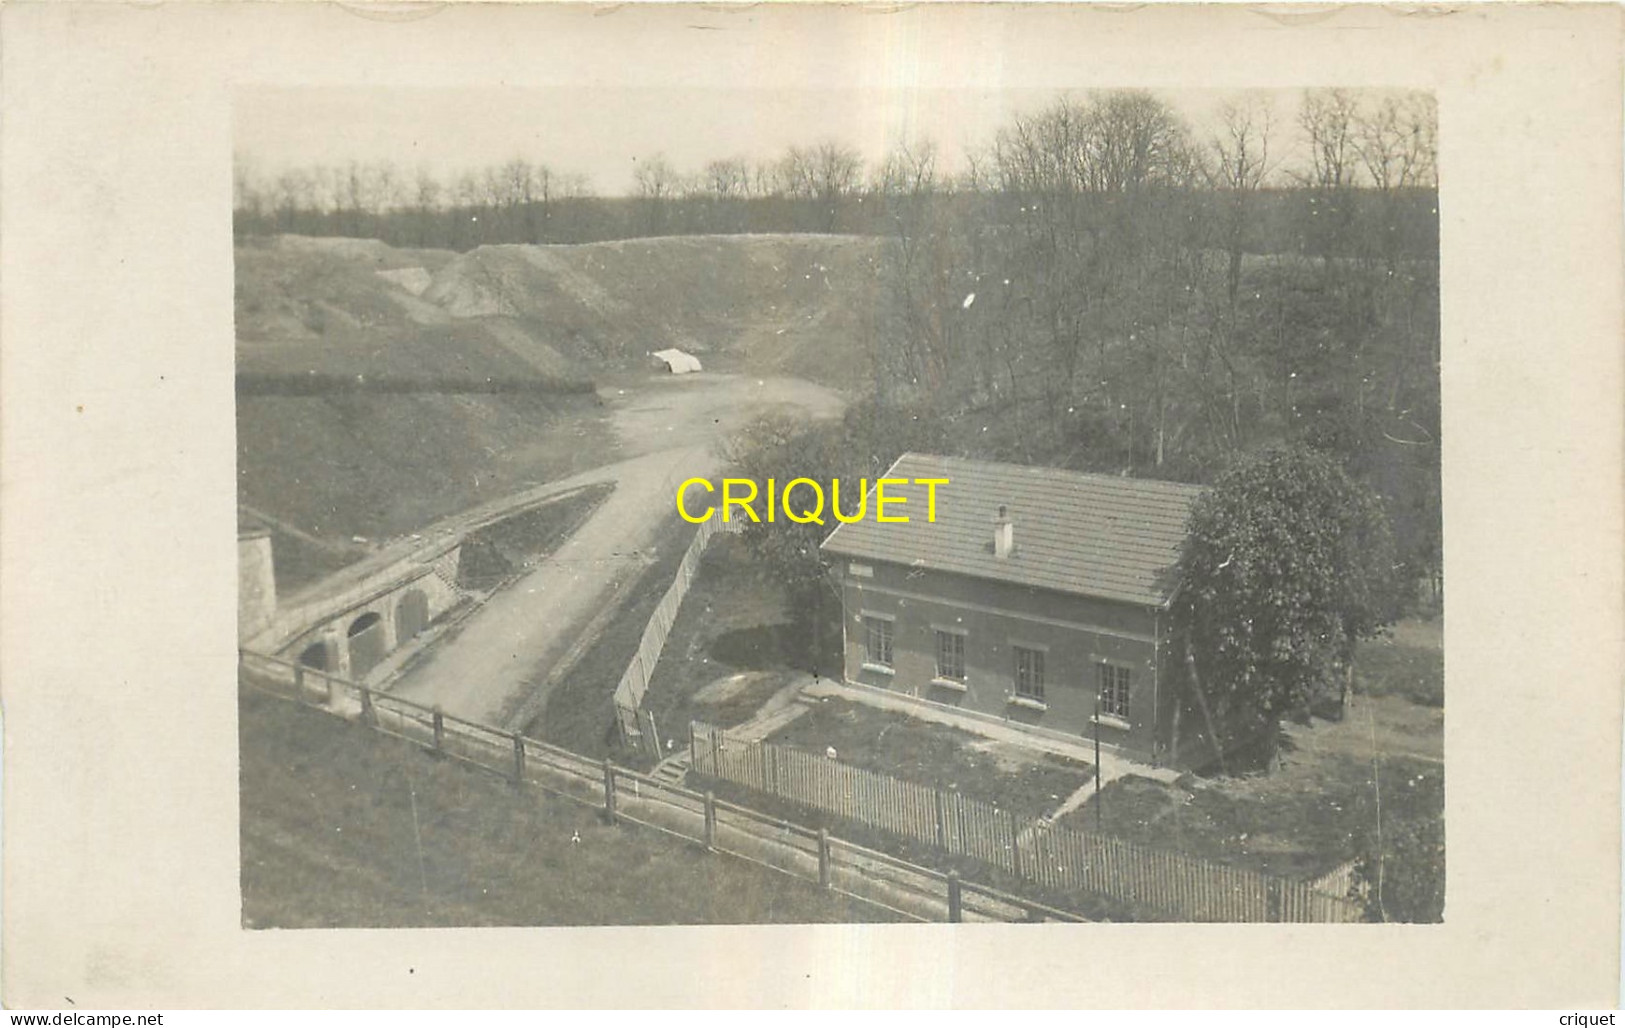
[1014,646,1045,702]
[863,616,894,669]
[935,630,966,682]
[1099,663,1131,719]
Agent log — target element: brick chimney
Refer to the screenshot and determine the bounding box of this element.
[994,504,1014,558]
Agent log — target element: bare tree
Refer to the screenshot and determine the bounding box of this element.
[873,140,954,389]
[750,159,782,198]
[270,168,313,232]
[692,157,748,232]
[1293,87,1367,268]
[703,157,750,199]
[1349,91,1440,416]
[1205,96,1277,307]
[1354,91,1437,191]
[633,154,680,236]
[1298,87,1362,190]
[873,140,937,199]
[410,166,443,246]
[1085,89,1196,193]
[1206,98,1276,193]
[957,145,997,195]
[368,161,402,215]
[779,141,862,231]
[340,161,369,234]
[450,170,481,208]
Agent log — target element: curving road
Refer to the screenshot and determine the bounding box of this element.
[388,372,844,729]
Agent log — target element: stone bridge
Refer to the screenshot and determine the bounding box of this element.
[239,531,465,682]
[239,480,608,689]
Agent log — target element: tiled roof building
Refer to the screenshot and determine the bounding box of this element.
[821,453,1215,768]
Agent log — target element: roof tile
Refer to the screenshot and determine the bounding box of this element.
[820,453,1204,607]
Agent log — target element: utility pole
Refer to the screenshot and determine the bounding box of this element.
[1093,694,1103,834]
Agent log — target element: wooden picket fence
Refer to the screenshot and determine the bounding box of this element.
[689,722,1364,923]
[612,515,736,755]
[238,648,1084,924]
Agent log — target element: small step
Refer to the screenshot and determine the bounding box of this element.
[650,751,693,786]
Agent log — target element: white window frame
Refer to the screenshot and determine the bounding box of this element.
[1093,659,1133,729]
[860,612,895,673]
[932,626,967,688]
[1011,642,1047,707]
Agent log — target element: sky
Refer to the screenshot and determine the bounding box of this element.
[234,85,1315,196]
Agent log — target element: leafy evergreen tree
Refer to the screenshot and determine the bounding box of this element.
[1173,444,1402,758]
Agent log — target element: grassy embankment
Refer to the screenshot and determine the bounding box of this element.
[239,684,898,927]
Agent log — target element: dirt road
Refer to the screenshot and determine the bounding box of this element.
[389,372,843,727]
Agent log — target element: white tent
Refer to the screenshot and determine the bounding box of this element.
[650,348,703,374]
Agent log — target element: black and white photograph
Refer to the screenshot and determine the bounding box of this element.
[233,80,1442,927]
[4,0,1622,1010]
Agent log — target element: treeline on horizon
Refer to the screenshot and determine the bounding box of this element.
[234,88,1438,262]
[233,184,1438,262]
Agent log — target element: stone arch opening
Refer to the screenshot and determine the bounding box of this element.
[297,641,329,670]
[396,589,429,641]
[347,611,387,679]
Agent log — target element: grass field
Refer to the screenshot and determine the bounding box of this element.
[457,483,614,589]
[239,685,898,927]
[1056,623,1444,899]
[1059,752,1441,884]
[1354,627,1445,707]
[769,698,1094,822]
[237,390,618,545]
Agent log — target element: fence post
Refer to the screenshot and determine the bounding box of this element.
[644,707,660,760]
[934,790,946,850]
[432,707,445,752]
[817,829,831,889]
[1267,876,1283,922]
[511,733,526,785]
[704,791,717,852]
[603,758,618,824]
[946,871,962,923]
[293,664,306,703]
[359,686,376,728]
